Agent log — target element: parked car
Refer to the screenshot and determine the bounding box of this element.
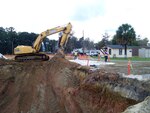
[86,50,99,56]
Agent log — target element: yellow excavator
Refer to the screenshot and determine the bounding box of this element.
[14,23,72,61]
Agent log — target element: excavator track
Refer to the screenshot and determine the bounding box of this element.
[15,53,49,61]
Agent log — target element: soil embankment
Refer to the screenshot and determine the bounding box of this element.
[0,54,149,113]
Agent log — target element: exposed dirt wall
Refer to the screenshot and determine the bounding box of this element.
[0,55,140,113]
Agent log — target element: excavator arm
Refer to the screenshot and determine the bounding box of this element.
[33,23,72,52]
[59,24,72,48]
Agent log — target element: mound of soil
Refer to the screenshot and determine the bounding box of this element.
[0,54,148,113]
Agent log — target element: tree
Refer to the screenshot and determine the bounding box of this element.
[114,24,136,58]
[95,33,111,50]
[49,40,58,53]
[0,27,7,54]
[78,37,84,48]
[17,32,37,46]
[65,36,95,53]
[102,32,110,46]
[135,35,149,46]
[6,27,18,54]
[137,38,149,46]
[83,38,94,50]
[65,36,78,53]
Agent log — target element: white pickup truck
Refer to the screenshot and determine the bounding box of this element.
[86,50,99,56]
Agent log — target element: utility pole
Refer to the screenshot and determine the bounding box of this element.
[82,30,85,54]
[82,30,84,40]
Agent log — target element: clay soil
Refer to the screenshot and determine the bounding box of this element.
[0,54,143,113]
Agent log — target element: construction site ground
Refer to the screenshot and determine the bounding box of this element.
[0,54,150,113]
[105,60,150,75]
[70,56,150,75]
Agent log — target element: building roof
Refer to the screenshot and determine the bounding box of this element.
[107,45,132,49]
[105,45,150,50]
[107,45,143,49]
[140,46,150,49]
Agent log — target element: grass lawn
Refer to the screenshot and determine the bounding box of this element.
[91,56,150,61]
[110,57,150,61]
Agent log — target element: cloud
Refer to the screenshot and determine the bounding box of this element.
[71,0,105,21]
[104,0,150,39]
[0,0,150,43]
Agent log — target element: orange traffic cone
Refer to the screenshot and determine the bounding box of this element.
[128,60,131,75]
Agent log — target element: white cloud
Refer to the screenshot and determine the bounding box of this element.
[71,0,104,21]
[104,0,150,39]
[0,0,150,42]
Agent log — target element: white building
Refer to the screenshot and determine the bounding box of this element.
[107,45,132,58]
[139,47,150,58]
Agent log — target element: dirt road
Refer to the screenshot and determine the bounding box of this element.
[101,60,150,75]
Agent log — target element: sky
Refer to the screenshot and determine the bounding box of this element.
[0,0,150,43]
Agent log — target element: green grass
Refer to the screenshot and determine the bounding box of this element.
[91,56,150,61]
[130,57,150,61]
[111,57,150,61]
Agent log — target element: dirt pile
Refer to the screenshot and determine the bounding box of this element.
[0,54,149,113]
[123,96,150,113]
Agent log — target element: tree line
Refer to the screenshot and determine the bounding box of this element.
[0,26,95,54]
[0,24,149,55]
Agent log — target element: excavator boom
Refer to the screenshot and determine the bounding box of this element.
[33,23,72,51]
